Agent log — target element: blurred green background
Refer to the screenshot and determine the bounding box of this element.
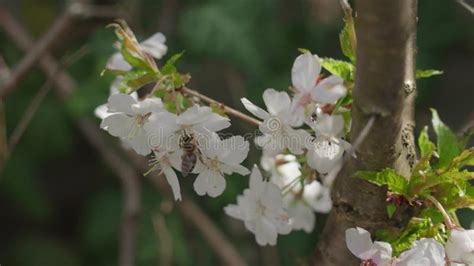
[0,0,473,265]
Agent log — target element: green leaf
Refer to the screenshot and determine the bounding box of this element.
[387,203,397,219]
[122,69,159,91]
[320,58,355,82]
[162,51,185,75]
[298,48,311,54]
[416,69,443,79]
[431,109,461,168]
[356,169,409,196]
[449,148,474,169]
[418,126,436,158]
[391,217,444,256]
[339,16,356,62]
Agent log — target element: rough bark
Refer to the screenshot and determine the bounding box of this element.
[313,0,417,265]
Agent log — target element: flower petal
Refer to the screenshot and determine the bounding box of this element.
[262,89,292,116]
[100,113,135,138]
[107,93,137,115]
[345,227,375,260]
[241,98,269,120]
[106,53,132,72]
[140,32,167,59]
[291,53,321,93]
[255,218,278,246]
[313,75,347,104]
[193,169,226,197]
[163,165,182,201]
[249,165,264,195]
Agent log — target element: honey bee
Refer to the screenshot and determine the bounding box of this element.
[180,132,199,177]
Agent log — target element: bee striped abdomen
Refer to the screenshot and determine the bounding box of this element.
[180,133,198,177]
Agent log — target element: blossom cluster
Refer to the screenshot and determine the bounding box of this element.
[226,52,352,244]
[96,29,249,201]
[346,226,474,265]
[96,24,353,247]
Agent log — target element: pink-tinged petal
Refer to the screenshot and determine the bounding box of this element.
[241,98,269,120]
[107,93,137,115]
[162,165,181,201]
[345,227,375,260]
[255,218,278,246]
[106,53,132,72]
[313,75,347,104]
[140,32,167,59]
[100,113,135,138]
[289,99,306,127]
[291,53,321,92]
[262,89,292,116]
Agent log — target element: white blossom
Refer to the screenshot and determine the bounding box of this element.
[106,32,168,72]
[241,89,310,155]
[290,52,347,126]
[224,165,291,246]
[100,93,163,155]
[260,154,331,233]
[95,77,138,120]
[193,130,250,197]
[145,105,231,151]
[345,227,393,266]
[394,238,445,266]
[446,228,474,265]
[306,113,350,174]
[149,145,183,201]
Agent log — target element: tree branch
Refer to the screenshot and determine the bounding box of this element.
[0,11,246,266]
[182,87,261,126]
[314,1,418,264]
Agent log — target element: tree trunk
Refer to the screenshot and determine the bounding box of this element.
[313,0,417,265]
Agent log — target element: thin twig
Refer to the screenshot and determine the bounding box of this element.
[0,55,10,171]
[182,87,262,126]
[456,0,474,14]
[0,9,141,266]
[0,11,246,266]
[7,46,89,154]
[77,119,141,266]
[0,10,73,98]
[127,151,247,266]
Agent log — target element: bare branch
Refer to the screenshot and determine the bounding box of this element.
[0,10,73,98]
[182,87,262,126]
[0,9,141,266]
[7,46,88,155]
[456,0,474,14]
[0,12,247,266]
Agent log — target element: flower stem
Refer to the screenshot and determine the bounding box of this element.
[424,193,456,230]
[182,87,262,126]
